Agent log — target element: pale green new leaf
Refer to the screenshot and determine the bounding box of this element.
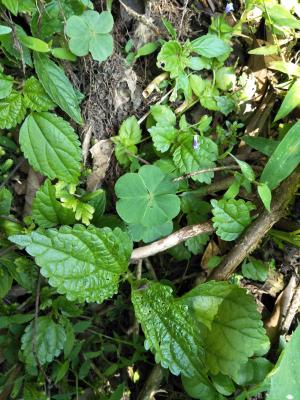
[173,133,218,184]
[260,121,300,189]
[23,76,55,112]
[32,180,75,227]
[180,281,269,376]
[0,91,26,129]
[19,112,82,183]
[2,0,18,15]
[21,316,66,365]
[65,10,113,62]
[115,165,180,227]
[10,225,132,303]
[211,198,255,241]
[268,325,300,400]
[131,281,206,377]
[274,80,300,121]
[34,53,82,124]
[191,34,231,58]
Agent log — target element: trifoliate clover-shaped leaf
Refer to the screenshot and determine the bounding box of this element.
[128,221,173,243]
[19,112,82,184]
[173,133,218,184]
[21,317,66,366]
[23,76,55,112]
[111,116,141,166]
[10,225,132,303]
[65,10,114,62]
[32,180,76,228]
[0,91,26,129]
[157,41,190,78]
[115,165,180,227]
[131,281,206,377]
[211,198,255,241]
[180,281,269,377]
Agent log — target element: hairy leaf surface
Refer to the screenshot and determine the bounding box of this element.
[19,112,82,183]
[10,225,133,303]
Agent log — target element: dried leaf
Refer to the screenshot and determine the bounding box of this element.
[87,139,114,191]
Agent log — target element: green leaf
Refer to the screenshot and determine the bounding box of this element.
[215,67,236,91]
[51,47,77,61]
[2,0,18,15]
[268,325,300,400]
[274,80,300,121]
[19,112,82,183]
[180,281,269,376]
[258,183,272,211]
[0,91,26,129]
[0,25,12,35]
[34,53,82,124]
[242,136,279,157]
[0,73,13,99]
[173,133,218,184]
[128,221,173,243]
[9,225,133,303]
[18,34,50,52]
[242,257,269,282]
[230,154,255,182]
[21,316,66,365]
[0,267,12,298]
[32,180,76,227]
[157,40,189,78]
[182,374,223,400]
[150,104,176,125]
[266,4,300,29]
[232,357,273,386]
[111,116,141,166]
[131,281,206,377]
[65,10,114,62]
[191,34,231,58]
[260,121,300,189]
[0,187,12,215]
[149,124,177,153]
[189,74,206,97]
[248,45,278,55]
[135,42,159,58]
[269,61,300,77]
[115,165,180,227]
[211,198,255,241]
[23,76,55,112]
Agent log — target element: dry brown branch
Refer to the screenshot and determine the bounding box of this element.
[209,167,300,281]
[281,280,300,334]
[131,222,214,261]
[174,165,239,181]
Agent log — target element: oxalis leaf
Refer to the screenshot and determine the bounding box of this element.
[34,53,82,124]
[115,165,180,227]
[9,225,133,303]
[19,112,82,184]
[179,281,269,377]
[131,281,207,377]
[211,198,255,241]
[21,316,66,366]
[32,180,76,228]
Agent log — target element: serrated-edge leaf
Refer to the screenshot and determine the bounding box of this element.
[0,91,26,129]
[23,76,55,112]
[10,225,132,303]
[19,112,82,183]
[34,53,82,124]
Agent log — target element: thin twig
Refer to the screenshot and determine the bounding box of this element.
[282,281,300,333]
[125,151,150,165]
[174,165,240,181]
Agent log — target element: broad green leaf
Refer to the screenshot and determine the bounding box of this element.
[187,56,211,71]
[2,0,18,15]
[21,316,66,365]
[10,225,133,303]
[19,112,82,183]
[23,76,55,112]
[248,45,278,55]
[127,221,173,243]
[268,325,300,400]
[135,42,159,58]
[0,187,12,215]
[211,198,255,241]
[230,154,255,182]
[0,25,12,35]
[182,374,223,400]
[258,183,272,211]
[0,313,34,329]
[51,47,77,61]
[32,180,76,227]
[34,53,82,124]
[65,10,114,62]
[180,281,269,376]
[266,4,300,29]
[269,61,300,77]
[115,165,180,227]
[18,34,50,52]
[242,136,279,157]
[242,257,270,282]
[173,133,218,184]
[157,41,190,78]
[189,74,206,97]
[0,24,32,66]
[0,267,12,298]
[274,80,300,121]
[150,104,176,125]
[0,91,26,129]
[0,73,13,99]
[149,124,177,152]
[232,357,273,386]
[191,34,231,58]
[131,281,206,377]
[260,121,300,189]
